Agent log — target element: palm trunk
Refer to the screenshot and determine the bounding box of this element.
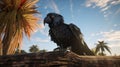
[101,51,104,56]
[0,40,2,55]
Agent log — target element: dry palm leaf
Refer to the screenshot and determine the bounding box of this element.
[0,0,39,55]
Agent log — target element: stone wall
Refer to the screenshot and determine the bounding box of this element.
[0,51,120,67]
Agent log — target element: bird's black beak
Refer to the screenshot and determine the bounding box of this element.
[44,19,46,26]
[44,16,51,25]
[44,17,47,26]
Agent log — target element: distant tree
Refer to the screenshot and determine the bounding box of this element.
[39,49,47,53]
[91,48,96,55]
[97,52,106,56]
[29,45,40,53]
[21,50,27,54]
[95,41,111,56]
[15,49,27,54]
[113,54,116,56]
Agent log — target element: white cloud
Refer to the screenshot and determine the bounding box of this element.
[113,24,118,27]
[44,6,48,9]
[111,0,120,5]
[103,31,120,41]
[109,42,120,47]
[49,0,60,13]
[96,30,120,51]
[32,18,48,36]
[37,38,49,43]
[32,37,50,43]
[39,29,48,36]
[91,33,95,36]
[85,0,120,18]
[86,3,92,7]
[32,26,44,34]
[85,0,110,18]
[96,0,109,8]
[91,32,102,36]
[92,30,120,47]
[70,0,74,18]
[44,0,60,13]
[96,30,120,55]
[33,27,48,36]
[85,0,110,8]
[114,8,120,15]
[32,21,45,33]
[103,11,112,18]
[101,6,109,12]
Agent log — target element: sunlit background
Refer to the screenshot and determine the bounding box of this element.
[22,0,120,55]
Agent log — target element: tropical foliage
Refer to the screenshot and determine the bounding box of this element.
[15,49,27,54]
[29,45,40,53]
[95,41,111,56]
[0,0,39,55]
[39,49,47,53]
[91,48,96,55]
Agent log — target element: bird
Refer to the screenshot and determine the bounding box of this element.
[44,13,94,55]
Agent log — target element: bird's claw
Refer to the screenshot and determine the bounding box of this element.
[53,47,67,52]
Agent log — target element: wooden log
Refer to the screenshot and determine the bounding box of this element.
[0,51,120,67]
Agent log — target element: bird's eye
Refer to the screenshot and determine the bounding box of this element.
[51,15,54,18]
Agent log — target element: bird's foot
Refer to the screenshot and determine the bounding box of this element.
[53,47,60,51]
[53,47,67,52]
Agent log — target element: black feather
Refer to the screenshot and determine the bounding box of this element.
[44,13,94,55]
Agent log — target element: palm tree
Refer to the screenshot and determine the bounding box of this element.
[39,49,47,53]
[15,49,27,54]
[29,45,39,53]
[0,0,39,55]
[21,50,27,54]
[95,41,111,56]
[91,48,96,55]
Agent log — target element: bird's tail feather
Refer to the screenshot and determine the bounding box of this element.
[71,40,95,56]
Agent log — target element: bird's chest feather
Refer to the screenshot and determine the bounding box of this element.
[49,25,72,42]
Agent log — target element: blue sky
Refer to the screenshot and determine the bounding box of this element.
[22,0,120,55]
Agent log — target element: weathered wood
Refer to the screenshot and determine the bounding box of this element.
[0,51,120,67]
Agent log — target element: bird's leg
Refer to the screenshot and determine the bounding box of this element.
[53,43,62,51]
[53,44,66,52]
[59,44,65,51]
[53,47,61,51]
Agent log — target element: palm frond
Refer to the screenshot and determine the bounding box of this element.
[0,0,39,55]
[104,45,111,54]
[95,41,111,56]
[95,44,100,54]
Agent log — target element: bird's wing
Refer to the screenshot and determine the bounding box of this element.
[69,23,95,55]
[69,23,84,44]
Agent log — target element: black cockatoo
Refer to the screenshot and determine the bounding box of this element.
[44,13,94,55]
